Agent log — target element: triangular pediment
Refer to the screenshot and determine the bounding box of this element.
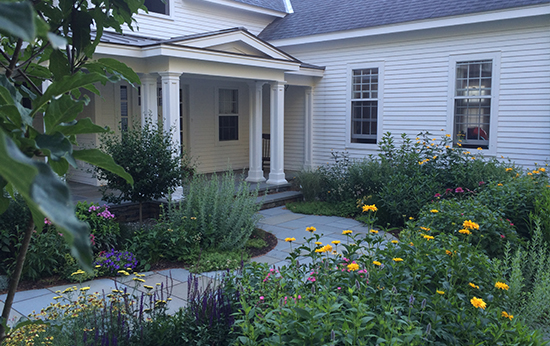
[166,28,298,62]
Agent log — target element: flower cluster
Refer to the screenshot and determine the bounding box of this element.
[94,249,138,275]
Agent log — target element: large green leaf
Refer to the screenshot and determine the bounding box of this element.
[53,117,107,136]
[73,148,134,185]
[0,129,92,270]
[0,2,36,42]
[35,132,77,167]
[0,76,33,126]
[44,94,85,133]
[86,58,141,86]
[32,72,110,117]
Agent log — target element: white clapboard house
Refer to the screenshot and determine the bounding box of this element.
[70,0,550,185]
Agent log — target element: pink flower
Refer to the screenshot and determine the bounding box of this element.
[445,188,452,194]
[90,233,96,246]
[500,234,506,239]
[455,187,464,193]
[259,296,264,300]
[307,276,316,282]
[297,295,301,299]
[479,181,485,186]
[434,193,442,198]
[44,218,52,225]
[337,287,341,290]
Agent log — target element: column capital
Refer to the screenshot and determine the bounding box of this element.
[158,71,182,79]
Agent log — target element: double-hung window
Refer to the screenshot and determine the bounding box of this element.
[351,68,379,144]
[144,0,169,15]
[218,88,239,141]
[453,60,493,149]
[120,85,129,132]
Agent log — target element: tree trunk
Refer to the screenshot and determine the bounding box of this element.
[0,219,34,341]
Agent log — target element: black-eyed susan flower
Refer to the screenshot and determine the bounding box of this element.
[342,230,353,235]
[285,237,296,242]
[306,226,316,232]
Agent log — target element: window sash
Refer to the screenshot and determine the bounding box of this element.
[218,88,239,141]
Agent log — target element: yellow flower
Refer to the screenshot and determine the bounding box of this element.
[420,226,431,231]
[314,241,322,245]
[306,226,316,233]
[342,230,353,235]
[369,229,379,234]
[463,220,480,230]
[495,281,509,290]
[143,285,154,290]
[446,134,451,137]
[167,228,173,232]
[285,237,296,242]
[497,183,503,186]
[409,242,414,246]
[71,270,85,276]
[331,240,341,245]
[528,172,533,176]
[117,270,130,276]
[458,229,471,235]
[470,297,487,309]
[347,263,359,271]
[540,168,546,172]
[430,209,439,213]
[391,240,398,244]
[373,261,382,266]
[477,147,483,150]
[506,168,513,172]
[80,287,90,292]
[502,311,514,320]
[409,216,414,220]
[436,290,445,295]
[392,258,404,262]
[423,235,434,240]
[433,156,437,159]
[190,217,197,220]
[445,250,452,256]
[457,143,462,147]
[133,278,146,283]
[362,204,378,212]
[469,282,479,289]
[324,244,333,252]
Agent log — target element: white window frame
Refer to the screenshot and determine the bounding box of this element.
[215,86,241,145]
[137,0,175,20]
[447,52,500,155]
[345,61,384,149]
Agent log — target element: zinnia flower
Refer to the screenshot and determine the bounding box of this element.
[347,263,359,271]
[463,220,480,230]
[470,297,486,309]
[392,258,404,262]
[306,226,316,233]
[362,204,378,212]
[495,282,509,290]
[501,311,514,320]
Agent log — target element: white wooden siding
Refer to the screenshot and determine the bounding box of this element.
[130,0,275,39]
[284,86,305,171]
[285,21,550,168]
[187,79,250,173]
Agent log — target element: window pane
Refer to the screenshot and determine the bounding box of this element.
[219,115,238,141]
[144,0,168,14]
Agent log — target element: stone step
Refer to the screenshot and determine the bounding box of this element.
[258,190,303,210]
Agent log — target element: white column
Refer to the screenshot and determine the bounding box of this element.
[267,81,287,185]
[304,86,313,169]
[159,72,181,150]
[246,81,266,182]
[140,74,158,126]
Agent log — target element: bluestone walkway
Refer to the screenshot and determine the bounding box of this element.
[0,206,395,326]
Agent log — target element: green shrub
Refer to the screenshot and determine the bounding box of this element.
[286,200,359,218]
[415,198,520,258]
[95,116,194,222]
[163,171,261,251]
[294,169,323,202]
[60,254,97,282]
[532,186,550,243]
[190,250,249,273]
[18,227,69,280]
[476,171,549,239]
[229,227,545,345]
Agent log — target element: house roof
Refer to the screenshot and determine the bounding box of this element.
[232,0,287,12]
[259,0,550,41]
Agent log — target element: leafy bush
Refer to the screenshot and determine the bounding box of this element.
[476,171,549,239]
[286,200,359,218]
[190,250,249,273]
[294,169,323,202]
[0,196,31,275]
[532,186,550,243]
[96,116,194,222]
[229,227,547,345]
[74,202,120,252]
[163,171,261,251]
[415,198,520,258]
[60,254,97,282]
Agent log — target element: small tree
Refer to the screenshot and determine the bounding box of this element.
[95,116,194,222]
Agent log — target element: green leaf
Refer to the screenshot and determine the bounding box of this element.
[49,157,69,176]
[35,132,76,167]
[47,32,67,49]
[43,94,85,133]
[0,2,36,41]
[73,149,133,185]
[33,72,110,117]
[0,129,92,270]
[293,307,312,320]
[53,117,108,136]
[49,50,70,80]
[96,58,141,85]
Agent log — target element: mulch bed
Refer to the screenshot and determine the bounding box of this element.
[0,229,278,295]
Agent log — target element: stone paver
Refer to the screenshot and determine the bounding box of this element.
[2,206,396,326]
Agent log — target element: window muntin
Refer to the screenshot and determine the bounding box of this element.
[218,89,238,141]
[144,0,169,15]
[351,68,378,144]
[120,85,128,132]
[454,60,492,148]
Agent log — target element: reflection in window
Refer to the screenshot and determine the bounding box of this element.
[144,0,169,15]
[219,89,238,141]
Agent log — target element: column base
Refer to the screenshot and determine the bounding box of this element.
[246,169,266,183]
[267,172,287,185]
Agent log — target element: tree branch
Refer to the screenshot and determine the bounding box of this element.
[5,39,23,78]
